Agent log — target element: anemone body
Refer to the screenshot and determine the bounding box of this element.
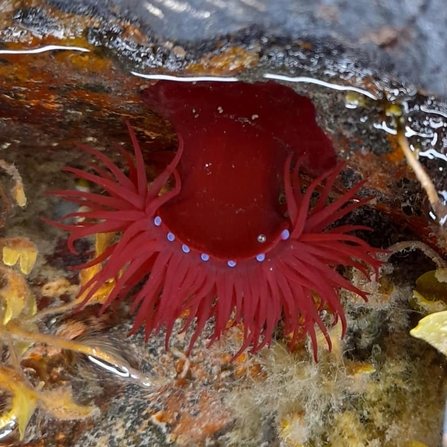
[47,81,383,358]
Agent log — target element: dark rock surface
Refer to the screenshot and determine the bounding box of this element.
[48,0,447,96]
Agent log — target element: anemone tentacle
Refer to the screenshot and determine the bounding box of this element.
[75,143,135,189]
[146,136,184,204]
[62,167,144,208]
[46,190,132,210]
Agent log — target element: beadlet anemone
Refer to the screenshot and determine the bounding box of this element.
[46,81,383,358]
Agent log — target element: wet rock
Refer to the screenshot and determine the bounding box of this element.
[0,1,446,446]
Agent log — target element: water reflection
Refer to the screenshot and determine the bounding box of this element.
[263,73,379,100]
[0,45,89,55]
[87,355,157,388]
[0,417,16,440]
[130,71,239,82]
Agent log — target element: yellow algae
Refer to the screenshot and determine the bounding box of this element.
[12,182,26,207]
[410,310,447,356]
[38,388,98,420]
[0,367,38,440]
[0,160,26,207]
[386,103,403,117]
[0,266,35,324]
[344,91,367,109]
[0,367,96,440]
[2,237,38,275]
[414,268,447,303]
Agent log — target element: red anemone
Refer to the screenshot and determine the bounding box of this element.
[45,81,383,359]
